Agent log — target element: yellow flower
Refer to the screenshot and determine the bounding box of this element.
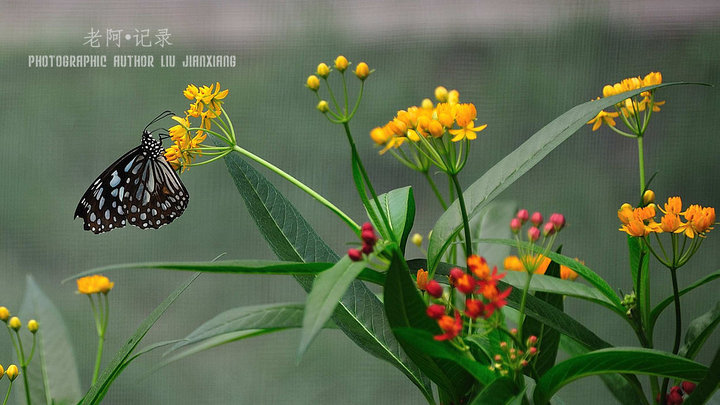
[334,55,348,72]
[434,86,448,102]
[306,75,320,91]
[169,116,190,142]
[660,213,683,233]
[0,306,9,322]
[681,205,715,238]
[6,365,18,381]
[660,196,684,215]
[560,264,579,281]
[316,100,329,113]
[77,275,114,295]
[165,144,182,170]
[355,62,370,80]
[370,127,391,145]
[587,108,619,131]
[448,90,459,105]
[197,82,229,105]
[316,63,330,78]
[435,103,456,128]
[183,84,199,100]
[9,317,20,331]
[0,364,3,380]
[504,255,524,272]
[28,319,39,333]
[620,218,651,237]
[449,103,486,142]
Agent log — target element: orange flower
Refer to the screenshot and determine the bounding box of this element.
[467,255,489,279]
[587,109,619,131]
[416,269,429,290]
[77,275,114,295]
[434,311,462,341]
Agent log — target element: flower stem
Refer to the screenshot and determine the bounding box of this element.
[517,272,533,339]
[449,174,473,258]
[2,382,12,405]
[637,136,646,195]
[660,267,683,404]
[91,334,105,386]
[21,366,30,405]
[423,171,447,210]
[231,144,361,235]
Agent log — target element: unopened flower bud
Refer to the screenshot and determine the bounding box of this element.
[448,89,459,104]
[543,221,556,237]
[549,213,566,231]
[529,347,538,356]
[494,354,502,361]
[421,98,433,110]
[510,218,522,233]
[516,209,529,223]
[316,63,330,78]
[354,62,370,80]
[306,75,320,91]
[500,341,508,349]
[6,365,18,381]
[28,319,38,334]
[527,335,538,346]
[681,381,696,395]
[426,304,446,319]
[9,317,21,331]
[348,248,362,262]
[334,55,348,72]
[510,328,518,335]
[521,360,529,367]
[316,100,329,113]
[361,242,374,255]
[531,212,543,226]
[434,86,448,102]
[0,364,3,380]
[527,226,540,242]
[411,233,423,247]
[426,280,443,298]
[643,189,655,205]
[361,229,377,245]
[666,386,683,405]
[0,307,9,322]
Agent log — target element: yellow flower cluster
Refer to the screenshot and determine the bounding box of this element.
[165,82,229,171]
[618,196,715,238]
[587,72,665,131]
[370,87,487,154]
[504,255,579,281]
[76,275,115,295]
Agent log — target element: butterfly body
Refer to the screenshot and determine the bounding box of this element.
[75,127,189,234]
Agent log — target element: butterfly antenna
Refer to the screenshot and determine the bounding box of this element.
[144,110,175,132]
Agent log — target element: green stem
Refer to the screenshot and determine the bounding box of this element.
[423,171,447,210]
[91,334,105,386]
[517,272,533,339]
[637,136,646,195]
[231,144,360,235]
[2,381,12,405]
[342,122,395,243]
[21,365,30,405]
[660,267,683,404]
[449,174,472,258]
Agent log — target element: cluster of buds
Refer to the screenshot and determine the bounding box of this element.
[510,209,566,274]
[348,222,378,262]
[489,331,539,375]
[661,381,696,405]
[418,255,512,341]
[1,305,36,390]
[306,56,371,121]
[618,193,715,270]
[0,306,39,335]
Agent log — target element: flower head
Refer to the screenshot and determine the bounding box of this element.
[28,319,39,334]
[6,365,18,381]
[334,55,349,72]
[9,316,20,331]
[354,62,370,80]
[434,310,462,341]
[77,275,114,295]
[0,306,9,322]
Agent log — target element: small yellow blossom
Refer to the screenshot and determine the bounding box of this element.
[0,306,9,322]
[77,275,114,295]
[355,62,370,80]
[183,84,199,100]
[316,63,330,78]
[449,103,486,142]
[316,100,329,113]
[0,364,4,380]
[334,55,348,72]
[6,365,18,381]
[9,317,21,331]
[448,89,459,105]
[434,86,448,102]
[643,189,655,205]
[587,108,619,131]
[28,319,39,333]
[411,233,423,247]
[306,75,320,91]
[421,98,433,110]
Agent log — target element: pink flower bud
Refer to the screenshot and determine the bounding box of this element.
[348,248,362,261]
[531,212,543,226]
[527,226,540,242]
[666,387,683,405]
[521,360,529,367]
[510,328,518,335]
[516,209,529,223]
[681,381,696,395]
[526,335,538,346]
[361,229,377,245]
[361,222,374,232]
[361,242,374,255]
[510,218,522,233]
[426,280,443,298]
[550,213,566,231]
[529,347,538,356]
[543,221,556,237]
[426,304,446,319]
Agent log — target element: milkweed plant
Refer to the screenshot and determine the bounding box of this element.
[6,57,720,405]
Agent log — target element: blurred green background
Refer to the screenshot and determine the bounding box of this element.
[2,1,720,403]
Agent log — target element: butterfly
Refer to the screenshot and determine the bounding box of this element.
[75,111,189,234]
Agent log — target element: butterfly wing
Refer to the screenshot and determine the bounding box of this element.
[123,155,189,229]
[74,147,142,234]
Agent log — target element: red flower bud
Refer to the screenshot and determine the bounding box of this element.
[543,221,556,237]
[666,387,683,405]
[426,304,446,319]
[531,212,543,226]
[526,335,538,346]
[426,280,443,298]
[510,218,522,233]
[361,222,374,232]
[681,381,696,395]
[516,209,529,223]
[550,213,566,230]
[361,228,377,245]
[528,347,538,356]
[527,226,541,242]
[348,248,362,261]
[361,242,374,255]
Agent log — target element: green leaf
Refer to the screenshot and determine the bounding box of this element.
[168,302,331,353]
[468,377,523,405]
[393,328,496,386]
[384,249,474,402]
[367,186,416,253]
[684,340,720,405]
[80,272,200,405]
[472,201,517,268]
[222,150,431,398]
[478,238,624,312]
[650,269,720,330]
[533,348,708,405]
[427,83,694,273]
[17,275,82,405]
[559,335,645,405]
[522,252,563,377]
[679,300,720,360]
[161,330,282,369]
[501,271,615,309]
[628,236,651,333]
[299,257,367,359]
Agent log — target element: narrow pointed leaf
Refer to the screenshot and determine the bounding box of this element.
[468,377,523,405]
[428,83,696,273]
[367,186,416,253]
[684,341,720,404]
[679,300,720,360]
[533,348,708,405]
[222,151,431,397]
[650,269,720,329]
[472,201,517,267]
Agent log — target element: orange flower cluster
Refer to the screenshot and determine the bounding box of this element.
[503,255,580,281]
[370,88,486,154]
[618,196,715,239]
[76,275,114,295]
[587,71,664,131]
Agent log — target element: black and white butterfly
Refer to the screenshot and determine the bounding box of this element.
[75,111,189,234]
